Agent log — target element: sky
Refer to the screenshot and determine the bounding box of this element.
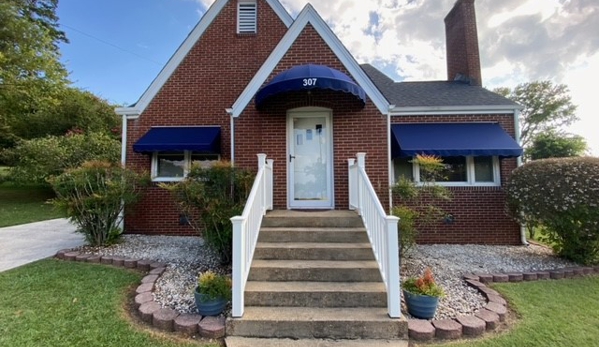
[56,0,599,155]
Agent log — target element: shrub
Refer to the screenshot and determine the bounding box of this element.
[197,270,232,301]
[506,157,599,264]
[48,161,148,246]
[2,132,120,184]
[391,155,452,256]
[161,162,254,264]
[402,267,445,297]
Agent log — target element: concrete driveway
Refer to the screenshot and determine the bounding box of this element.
[0,218,84,272]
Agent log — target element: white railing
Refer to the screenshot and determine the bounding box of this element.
[348,153,401,318]
[230,154,273,317]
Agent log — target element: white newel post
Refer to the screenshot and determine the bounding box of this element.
[231,216,244,317]
[386,215,401,318]
[257,154,267,215]
[348,158,356,210]
[356,153,366,214]
[266,159,274,210]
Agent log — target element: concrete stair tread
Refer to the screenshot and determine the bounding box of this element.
[235,306,395,322]
[225,336,408,347]
[245,281,385,293]
[256,242,372,249]
[265,210,360,218]
[260,227,367,232]
[251,260,379,269]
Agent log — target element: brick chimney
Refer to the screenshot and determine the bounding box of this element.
[444,0,482,86]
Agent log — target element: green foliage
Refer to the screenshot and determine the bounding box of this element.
[197,270,232,301]
[48,161,149,246]
[402,268,445,297]
[528,130,588,160]
[494,81,578,158]
[2,132,120,184]
[8,87,120,141]
[161,162,255,264]
[506,157,599,264]
[391,155,452,256]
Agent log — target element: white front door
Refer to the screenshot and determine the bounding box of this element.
[288,111,334,209]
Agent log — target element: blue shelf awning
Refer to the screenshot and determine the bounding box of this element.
[391,123,523,158]
[133,126,221,153]
[255,64,366,108]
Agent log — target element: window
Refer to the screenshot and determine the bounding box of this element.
[237,1,257,34]
[152,151,219,181]
[393,156,500,186]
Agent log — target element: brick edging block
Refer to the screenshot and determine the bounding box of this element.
[53,249,226,340]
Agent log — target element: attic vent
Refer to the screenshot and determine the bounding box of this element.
[237,1,257,34]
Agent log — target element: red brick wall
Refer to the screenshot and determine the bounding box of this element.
[124,0,288,235]
[236,24,389,210]
[391,114,521,244]
[444,0,481,86]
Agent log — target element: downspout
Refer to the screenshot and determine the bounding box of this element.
[514,108,528,245]
[226,108,235,165]
[118,114,128,231]
[387,106,395,213]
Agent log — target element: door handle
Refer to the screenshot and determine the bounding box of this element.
[289,154,295,162]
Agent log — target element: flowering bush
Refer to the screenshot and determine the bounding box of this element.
[506,157,599,264]
[197,270,232,301]
[402,267,445,297]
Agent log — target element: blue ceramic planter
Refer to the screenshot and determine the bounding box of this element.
[194,287,227,316]
[403,290,439,319]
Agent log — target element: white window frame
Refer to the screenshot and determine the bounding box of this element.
[151,151,220,182]
[237,0,257,34]
[394,156,501,187]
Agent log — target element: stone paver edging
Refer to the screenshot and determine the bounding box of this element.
[54,249,225,339]
[408,265,599,341]
[55,249,599,342]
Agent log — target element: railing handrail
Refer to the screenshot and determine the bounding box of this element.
[348,153,401,318]
[231,154,273,318]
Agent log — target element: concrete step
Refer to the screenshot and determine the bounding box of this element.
[254,242,375,261]
[262,210,363,228]
[258,227,369,243]
[245,281,386,307]
[248,260,382,282]
[226,306,408,340]
[225,336,409,347]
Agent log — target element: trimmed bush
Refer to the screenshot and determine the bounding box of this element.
[506,157,599,264]
[48,161,148,246]
[161,162,254,264]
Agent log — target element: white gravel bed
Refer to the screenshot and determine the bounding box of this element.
[80,236,579,319]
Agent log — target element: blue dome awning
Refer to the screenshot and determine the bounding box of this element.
[255,64,367,108]
[133,126,221,153]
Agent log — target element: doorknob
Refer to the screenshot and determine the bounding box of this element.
[289,154,295,162]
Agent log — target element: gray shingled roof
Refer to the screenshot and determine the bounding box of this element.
[361,64,519,108]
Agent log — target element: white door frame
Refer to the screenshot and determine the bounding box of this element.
[287,108,334,209]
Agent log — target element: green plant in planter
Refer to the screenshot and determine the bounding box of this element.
[197,271,232,301]
[402,267,445,319]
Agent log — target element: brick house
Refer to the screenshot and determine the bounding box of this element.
[116,0,524,245]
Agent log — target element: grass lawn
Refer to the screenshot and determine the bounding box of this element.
[0,259,220,347]
[422,276,599,347]
[0,182,65,227]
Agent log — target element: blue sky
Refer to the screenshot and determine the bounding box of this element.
[56,0,599,154]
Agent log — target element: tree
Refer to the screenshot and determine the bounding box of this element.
[0,0,69,147]
[494,81,578,157]
[528,130,588,160]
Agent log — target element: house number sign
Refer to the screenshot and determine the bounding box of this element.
[302,78,318,86]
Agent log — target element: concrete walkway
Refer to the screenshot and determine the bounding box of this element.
[0,218,84,272]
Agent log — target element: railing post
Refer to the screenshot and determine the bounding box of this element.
[386,215,401,318]
[231,216,245,317]
[266,159,274,210]
[257,153,267,169]
[356,153,366,214]
[348,158,356,210]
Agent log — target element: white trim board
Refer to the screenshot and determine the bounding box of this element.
[230,4,390,117]
[116,0,293,118]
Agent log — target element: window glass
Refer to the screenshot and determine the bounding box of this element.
[191,153,219,169]
[438,156,467,182]
[474,156,494,182]
[393,157,413,181]
[157,153,185,178]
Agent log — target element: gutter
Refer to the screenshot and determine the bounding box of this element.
[513,108,528,246]
[226,108,235,165]
[390,104,521,116]
[118,114,128,231]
